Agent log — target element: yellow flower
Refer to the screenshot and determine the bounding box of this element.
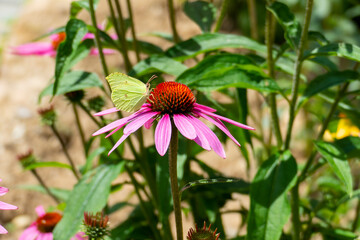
[324,118,360,141]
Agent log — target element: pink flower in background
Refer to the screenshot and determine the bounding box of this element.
[93,82,255,158]
[19,206,85,240]
[0,179,18,234]
[11,31,115,57]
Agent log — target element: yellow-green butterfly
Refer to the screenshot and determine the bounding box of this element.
[106,73,156,112]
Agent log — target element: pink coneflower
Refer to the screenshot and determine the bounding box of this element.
[93,82,255,158]
[19,206,84,240]
[0,179,18,234]
[11,32,115,57]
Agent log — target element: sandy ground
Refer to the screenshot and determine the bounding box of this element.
[0,0,255,239]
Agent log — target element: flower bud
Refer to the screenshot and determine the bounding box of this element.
[17,149,36,168]
[187,222,220,240]
[88,96,105,112]
[65,90,85,103]
[38,105,56,126]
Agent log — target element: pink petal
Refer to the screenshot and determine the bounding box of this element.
[105,126,122,138]
[123,111,159,135]
[0,201,17,210]
[144,117,155,129]
[108,134,130,155]
[194,103,217,112]
[72,232,86,240]
[19,225,39,240]
[197,112,240,146]
[94,107,119,116]
[155,114,172,156]
[0,224,7,234]
[40,232,54,240]
[92,116,131,136]
[187,115,211,150]
[35,205,46,217]
[173,114,196,140]
[0,187,8,196]
[11,42,55,56]
[196,109,255,130]
[188,116,226,158]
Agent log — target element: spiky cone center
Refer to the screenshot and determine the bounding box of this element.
[83,212,109,239]
[187,222,220,240]
[51,32,66,49]
[148,82,196,114]
[36,212,62,233]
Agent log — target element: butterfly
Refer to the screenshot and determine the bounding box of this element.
[106,73,157,112]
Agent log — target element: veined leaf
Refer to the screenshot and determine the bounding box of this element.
[53,162,125,240]
[166,33,267,61]
[303,43,360,62]
[314,140,353,196]
[247,151,297,240]
[54,19,89,95]
[183,0,216,32]
[129,55,188,77]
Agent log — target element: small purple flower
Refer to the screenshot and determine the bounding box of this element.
[93,82,255,158]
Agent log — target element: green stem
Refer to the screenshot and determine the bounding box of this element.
[31,169,60,203]
[72,103,86,155]
[126,0,141,62]
[284,0,314,150]
[352,194,360,232]
[114,0,132,71]
[290,183,301,240]
[89,0,110,79]
[167,0,180,43]
[50,125,80,180]
[169,121,183,240]
[246,0,258,40]
[265,7,282,148]
[214,0,230,32]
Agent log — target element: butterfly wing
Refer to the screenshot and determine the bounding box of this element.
[106,73,148,112]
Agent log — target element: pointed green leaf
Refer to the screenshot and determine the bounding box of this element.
[247,151,297,240]
[18,184,70,202]
[166,33,267,61]
[314,141,353,196]
[129,55,188,77]
[304,43,360,62]
[335,136,360,159]
[54,19,89,95]
[183,1,216,32]
[24,162,72,170]
[70,0,99,18]
[53,162,124,240]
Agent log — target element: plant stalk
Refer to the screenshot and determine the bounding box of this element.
[169,121,183,240]
[126,0,141,62]
[50,124,80,180]
[247,0,258,40]
[89,0,110,78]
[31,169,60,203]
[284,0,314,150]
[114,0,132,71]
[214,0,230,32]
[167,0,180,43]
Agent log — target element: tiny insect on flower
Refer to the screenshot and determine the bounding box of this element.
[93,78,255,158]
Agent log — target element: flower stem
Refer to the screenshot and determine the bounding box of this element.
[89,0,110,79]
[126,0,141,62]
[50,124,80,180]
[169,120,183,240]
[214,0,230,32]
[284,0,314,150]
[72,103,86,155]
[265,6,282,148]
[247,0,258,40]
[114,0,132,72]
[167,0,180,43]
[31,169,60,204]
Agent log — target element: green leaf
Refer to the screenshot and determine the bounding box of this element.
[181,178,249,194]
[183,1,216,32]
[127,39,163,55]
[39,71,103,100]
[143,31,175,42]
[70,0,99,18]
[129,55,188,77]
[318,225,358,240]
[18,184,70,202]
[267,1,301,49]
[314,141,353,196]
[54,19,89,96]
[298,70,359,107]
[24,162,72,170]
[335,136,360,159]
[82,147,106,174]
[303,43,360,62]
[177,54,280,92]
[53,163,124,240]
[247,151,297,240]
[166,33,267,61]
